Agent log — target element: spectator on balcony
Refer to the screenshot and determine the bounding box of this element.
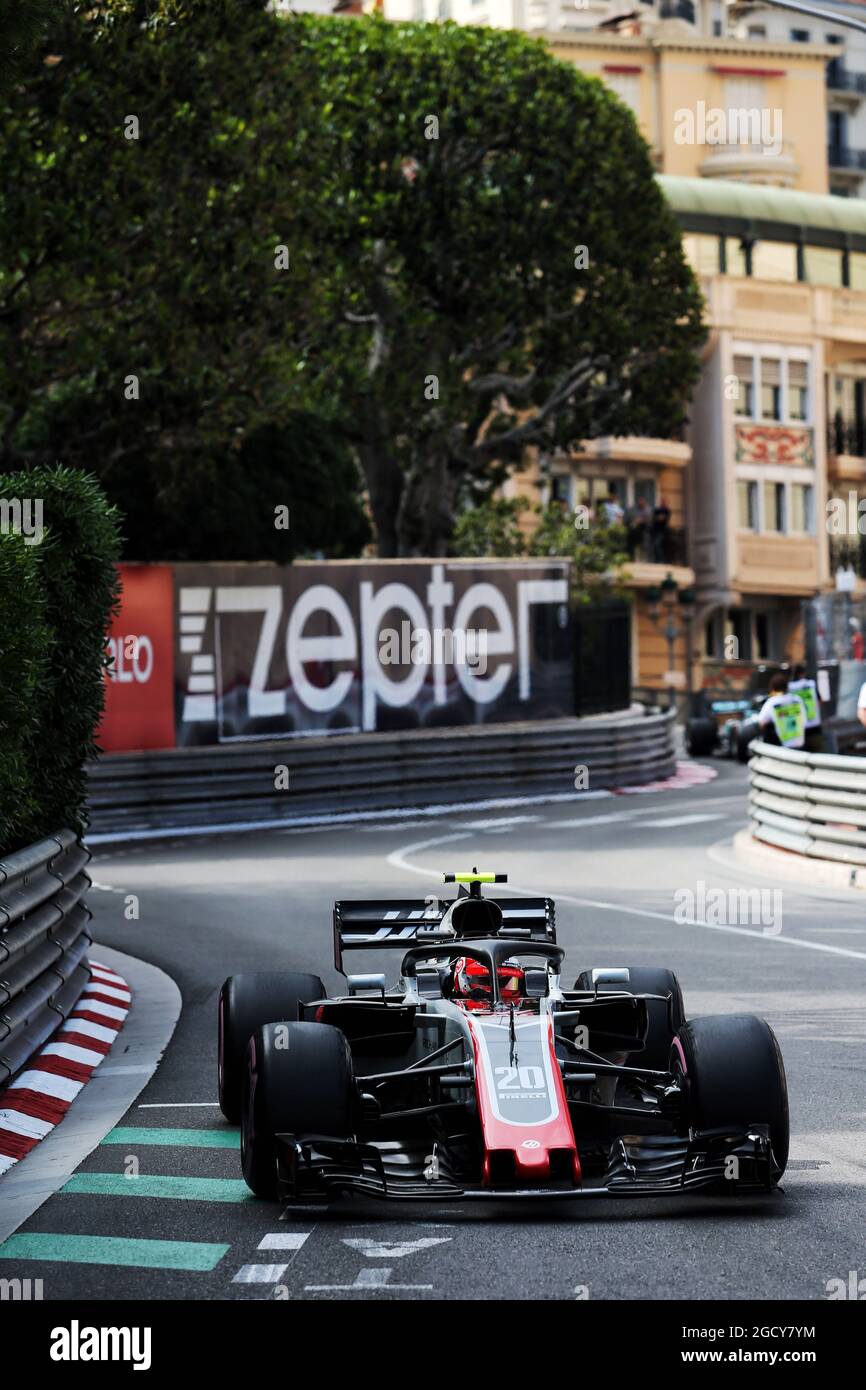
[601,489,624,525]
[626,497,650,559]
[650,497,671,563]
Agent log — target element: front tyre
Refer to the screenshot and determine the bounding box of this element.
[672,1014,789,1180]
[218,972,325,1123]
[241,1021,356,1199]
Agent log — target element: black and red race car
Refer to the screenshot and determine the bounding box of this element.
[217,871,789,1202]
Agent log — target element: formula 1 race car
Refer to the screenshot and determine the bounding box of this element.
[217,871,789,1203]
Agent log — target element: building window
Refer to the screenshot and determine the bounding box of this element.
[633,478,657,509]
[724,78,766,145]
[551,474,572,505]
[760,358,782,421]
[851,253,866,289]
[790,483,814,533]
[790,28,811,41]
[682,234,721,275]
[804,245,843,287]
[752,241,798,283]
[788,360,809,421]
[747,25,766,38]
[725,238,749,277]
[733,354,754,416]
[763,480,786,532]
[605,73,639,116]
[737,479,758,530]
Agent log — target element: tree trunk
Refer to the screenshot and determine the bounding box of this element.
[394,449,458,556]
[358,442,403,558]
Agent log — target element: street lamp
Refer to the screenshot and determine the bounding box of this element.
[644,573,695,712]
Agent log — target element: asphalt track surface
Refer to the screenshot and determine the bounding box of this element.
[3,759,866,1302]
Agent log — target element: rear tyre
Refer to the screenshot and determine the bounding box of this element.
[686,717,717,757]
[241,1021,355,1199]
[672,1014,789,1179]
[218,972,325,1123]
[575,967,685,1070]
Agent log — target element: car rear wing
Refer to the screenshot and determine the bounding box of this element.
[333,897,556,974]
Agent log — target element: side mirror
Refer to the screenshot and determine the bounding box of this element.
[524,968,549,998]
[591,967,631,986]
[346,973,386,997]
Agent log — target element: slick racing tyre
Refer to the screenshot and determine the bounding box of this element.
[671,1014,789,1180]
[575,967,685,1070]
[685,717,717,757]
[241,1022,355,1199]
[218,972,325,1123]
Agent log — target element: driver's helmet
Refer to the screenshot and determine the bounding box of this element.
[451,956,524,1003]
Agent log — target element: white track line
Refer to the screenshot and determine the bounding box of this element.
[138,1101,222,1109]
[386,833,866,964]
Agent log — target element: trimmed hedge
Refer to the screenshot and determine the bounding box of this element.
[0,466,121,852]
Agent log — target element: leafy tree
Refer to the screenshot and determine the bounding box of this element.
[0,9,703,561]
[0,1,367,561]
[0,529,49,849]
[0,0,61,86]
[452,497,529,558]
[452,496,628,602]
[528,502,628,604]
[288,17,706,555]
[0,466,120,848]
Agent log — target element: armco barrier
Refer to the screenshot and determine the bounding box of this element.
[748,739,866,866]
[85,708,677,835]
[0,831,93,1085]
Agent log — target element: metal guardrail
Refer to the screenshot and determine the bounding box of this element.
[0,831,93,1086]
[748,739,866,867]
[85,710,677,835]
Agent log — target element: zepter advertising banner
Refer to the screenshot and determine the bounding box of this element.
[172,560,573,745]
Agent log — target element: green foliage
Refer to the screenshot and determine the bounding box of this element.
[452,497,529,558]
[0,1,368,561]
[0,529,49,849]
[0,466,121,850]
[0,0,62,86]
[0,8,704,561]
[286,16,706,554]
[452,496,629,603]
[528,503,629,604]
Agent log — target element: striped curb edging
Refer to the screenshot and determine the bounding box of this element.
[0,962,131,1177]
[613,759,718,796]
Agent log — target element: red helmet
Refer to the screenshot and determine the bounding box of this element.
[451,956,525,1003]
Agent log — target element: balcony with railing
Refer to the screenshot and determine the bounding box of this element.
[699,138,799,188]
[830,535,866,582]
[828,145,866,172]
[827,415,866,489]
[828,416,866,460]
[826,62,866,99]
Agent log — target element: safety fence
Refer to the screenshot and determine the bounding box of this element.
[748,739,866,867]
[0,832,92,1085]
[86,708,677,836]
